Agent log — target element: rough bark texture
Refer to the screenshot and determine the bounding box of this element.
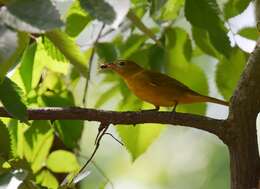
[228,41,260,189]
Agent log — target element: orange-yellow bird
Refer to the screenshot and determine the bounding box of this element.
[101,60,229,111]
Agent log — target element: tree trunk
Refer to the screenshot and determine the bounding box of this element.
[227,41,260,189]
[228,119,259,189]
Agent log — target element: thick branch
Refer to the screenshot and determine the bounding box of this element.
[0,107,226,139]
[227,39,260,189]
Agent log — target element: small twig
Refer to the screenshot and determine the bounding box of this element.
[69,122,110,186]
[95,121,107,145]
[104,132,124,146]
[83,23,106,106]
[76,152,115,189]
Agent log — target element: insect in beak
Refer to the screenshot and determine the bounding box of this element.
[100,63,115,69]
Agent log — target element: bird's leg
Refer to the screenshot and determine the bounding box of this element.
[172,101,178,112]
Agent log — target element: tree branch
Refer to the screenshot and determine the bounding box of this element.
[0,107,227,140]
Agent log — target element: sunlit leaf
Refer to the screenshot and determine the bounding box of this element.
[0,120,10,159]
[0,77,28,121]
[159,0,184,21]
[224,0,251,19]
[36,169,59,189]
[23,120,54,173]
[149,0,167,17]
[15,43,37,93]
[45,30,88,77]
[42,37,69,74]
[65,0,92,37]
[46,150,79,173]
[1,0,63,33]
[238,27,259,40]
[130,0,149,17]
[216,48,247,100]
[8,120,26,158]
[117,123,165,161]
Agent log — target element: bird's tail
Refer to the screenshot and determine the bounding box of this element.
[185,94,229,106]
[200,95,229,106]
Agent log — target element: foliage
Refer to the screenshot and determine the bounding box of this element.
[0,0,253,188]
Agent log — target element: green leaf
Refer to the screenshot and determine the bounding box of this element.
[36,169,59,189]
[17,43,37,93]
[224,0,251,19]
[45,30,88,77]
[0,120,10,159]
[184,0,231,57]
[54,120,83,149]
[96,42,118,62]
[115,94,165,161]
[11,41,44,93]
[42,37,69,74]
[165,27,208,114]
[0,27,29,81]
[117,123,165,161]
[79,0,116,24]
[185,0,220,29]
[23,120,54,173]
[1,0,63,33]
[216,48,247,100]
[238,27,259,40]
[159,0,184,21]
[118,34,147,58]
[149,0,167,17]
[192,26,220,58]
[46,150,79,173]
[8,120,26,158]
[0,77,28,121]
[65,0,92,37]
[40,90,83,149]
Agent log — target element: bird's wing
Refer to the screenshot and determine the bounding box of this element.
[145,71,199,95]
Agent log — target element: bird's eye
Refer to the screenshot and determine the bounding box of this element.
[118,61,125,66]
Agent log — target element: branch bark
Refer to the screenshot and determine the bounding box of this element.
[0,107,227,140]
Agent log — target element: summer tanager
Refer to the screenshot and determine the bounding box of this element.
[100,60,229,111]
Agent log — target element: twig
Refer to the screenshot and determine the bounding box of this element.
[83,23,106,106]
[104,132,124,146]
[69,122,110,185]
[76,152,115,189]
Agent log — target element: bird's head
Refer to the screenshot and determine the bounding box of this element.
[100,60,143,78]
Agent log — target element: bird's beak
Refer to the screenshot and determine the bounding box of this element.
[100,63,116,69]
